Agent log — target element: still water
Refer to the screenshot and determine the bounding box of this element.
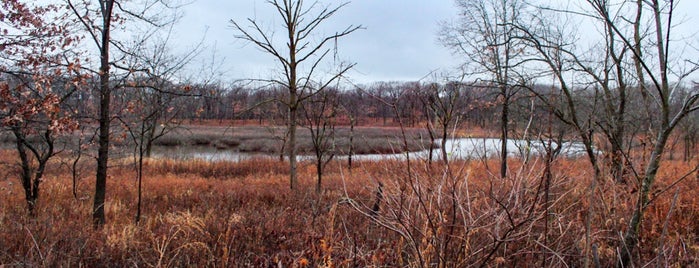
[152,138,591,162]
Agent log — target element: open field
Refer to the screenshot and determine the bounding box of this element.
[1,149,697,266]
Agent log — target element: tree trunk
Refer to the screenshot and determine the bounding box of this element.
[287,9,299,191]
[14,129,52,216]
[500,94,509,179]
[144,125,156,158]
[426,120,435,165]
[441,123,449,164]
[279,138,286,162]
[348,118,354,170]
[619,129,670,267]
[288,103,298,190]
[136,141,144,224]
[93,0,114,227]
[15,134,36,215]
[145,141,153,159]
[316,157,322,194]
[93,72,110,227]
[610,146,625,183]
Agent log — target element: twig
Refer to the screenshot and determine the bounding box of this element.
[25,226,44,263]
[532,239,570,268]
[655,188,680,266]
[645,165,698,207]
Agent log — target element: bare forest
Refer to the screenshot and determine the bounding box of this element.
[1,0,698,267]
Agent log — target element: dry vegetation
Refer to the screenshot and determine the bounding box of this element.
[142,124,435,155]
[0,145,697,267]
[0,124,436,156]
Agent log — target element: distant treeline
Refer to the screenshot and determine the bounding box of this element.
[59,77,698,140]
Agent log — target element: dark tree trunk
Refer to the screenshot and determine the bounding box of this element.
[619,129,670,266]
[348,118,354,170]
[93,0,114,228]
[15,133,37,215]
[316,157,322,194]
[136,139,144,224]
[441,123,449,164]
[144,125,155,158]
[288,102,298,190]
[609,147,625,183]
[13,128,53,216]
[426,120,435,165]
[500,94,509,179]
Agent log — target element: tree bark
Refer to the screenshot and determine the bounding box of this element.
[15,132,37,215]
[316,157,322,194]
[13,128,53,216]
[348,117,354,170]
[93,0,114,228]
[441,123,449,164]
[288,102,298,190]
[619,128,670,266]
[500,92,509,179]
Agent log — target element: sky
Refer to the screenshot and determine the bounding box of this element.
[173,0,459,84]
[170,0,699,85]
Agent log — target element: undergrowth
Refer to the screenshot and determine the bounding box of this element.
[0,151,697,266]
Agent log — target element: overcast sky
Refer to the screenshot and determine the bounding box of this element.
[173,0,458,84]
[171,0,699,84]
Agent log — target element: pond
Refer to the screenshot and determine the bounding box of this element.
[152,138,592,162]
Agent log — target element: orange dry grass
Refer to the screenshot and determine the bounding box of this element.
[0,149,697,266]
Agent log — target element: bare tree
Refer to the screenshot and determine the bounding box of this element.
[122,23,202,158]
[338,87,365,170]
[515,0,699,265]
[586,1,699,265]
[67,0,182,227]
[441,0,528,179]
[429,81,464,163]
[117,26,201,224]
[231,0,360,190]
[67,0,114,227]
[302,87,338,193]
[514,9,604,182]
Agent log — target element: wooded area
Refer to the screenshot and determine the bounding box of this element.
[1,0,698,266]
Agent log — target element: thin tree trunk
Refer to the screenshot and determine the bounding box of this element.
[288,103,298,190]
[15,133,35,215]
[72,142,82,199]
[14,129,52,216]
[500,94,509,179]
[287,7,299,191]
[348,117,354,170]
[136,124,145,224]
[426,119,435,165]
[619,129,670,266]
[144,125,155,158]
[441,125,448,164]
[316,157,322,194]
[620,1,677,263]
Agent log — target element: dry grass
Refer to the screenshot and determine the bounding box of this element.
[0,148,697,266]
[155,125,435,155]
